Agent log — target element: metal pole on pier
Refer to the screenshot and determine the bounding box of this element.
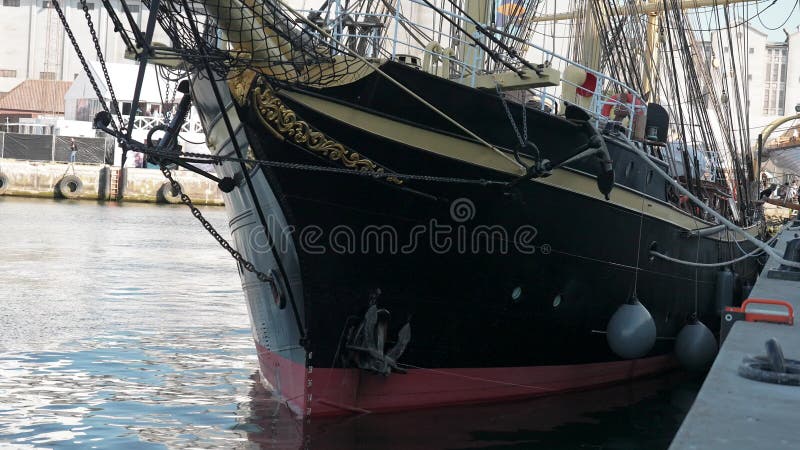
[757,111,800,178]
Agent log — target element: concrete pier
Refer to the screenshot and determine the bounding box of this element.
[122,167,223,205]
[0,158,223,205]
[670,219,800,449]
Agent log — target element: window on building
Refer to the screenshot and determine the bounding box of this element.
[0,69,17,77]
[128,4,140,12]
[749,48,754,54]
[41,0,52,7]
[3,0,22,7]
[763,45,788,115]
[40,71,56,80]
[75,98,102,122]
[85,2,94,9]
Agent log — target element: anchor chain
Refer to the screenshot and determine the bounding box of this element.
[79,0,125,128]
[51,0,123,132]
[496,82,528,148]
[159,165,274,285]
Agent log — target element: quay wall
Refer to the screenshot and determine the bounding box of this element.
[122,167,223,205]
[0,158,223,205]
[0,159,107,200]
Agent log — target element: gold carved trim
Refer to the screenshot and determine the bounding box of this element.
[250,80,402,185]
[228,70,258,106]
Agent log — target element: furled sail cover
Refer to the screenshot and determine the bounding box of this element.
[144,0,374,87]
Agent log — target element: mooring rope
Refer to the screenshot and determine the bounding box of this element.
[629,143,800,269]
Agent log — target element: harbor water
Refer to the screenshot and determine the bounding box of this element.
[1,197,698,449]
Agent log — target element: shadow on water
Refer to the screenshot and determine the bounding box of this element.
[241,371,702,450]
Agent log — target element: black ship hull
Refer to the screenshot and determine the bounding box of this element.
[192,61,759,416]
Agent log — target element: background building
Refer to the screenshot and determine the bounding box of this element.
[707,24,800,181]
[0,79,71,124]
[714,25,800,136]
[0,0,155,94]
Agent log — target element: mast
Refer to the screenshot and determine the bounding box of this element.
[642,0,659,102]
[533,0,752,72]
[461,0,491,71]
[582,0,602,71]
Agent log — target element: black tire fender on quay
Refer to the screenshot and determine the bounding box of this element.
[160,181,183,204]
[58,175,83,199]
[0,172,9,195]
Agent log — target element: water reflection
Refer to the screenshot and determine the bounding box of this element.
[242,372,699,450]
[0,197,256,448]
[0,332,259,448]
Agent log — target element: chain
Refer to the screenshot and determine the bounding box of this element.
[522,95,528,143]
[159,165,275,285]
[161,71,179,124]
[165,81,178,124]
[496,83,527,148]
[148,148,508,187]
[51,1,121,132]
[80,0,125,128]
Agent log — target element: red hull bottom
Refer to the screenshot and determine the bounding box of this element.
[255,342,677,417]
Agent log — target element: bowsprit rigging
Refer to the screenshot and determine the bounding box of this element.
[54,0,778,418]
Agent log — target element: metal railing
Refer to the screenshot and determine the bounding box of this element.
[522,38,647,139]
[121,115,204,134]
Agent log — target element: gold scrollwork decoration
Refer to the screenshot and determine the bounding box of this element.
[228,69,257,107]
[250,81,402,185]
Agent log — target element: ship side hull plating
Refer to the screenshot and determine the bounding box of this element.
[192,62,759,417]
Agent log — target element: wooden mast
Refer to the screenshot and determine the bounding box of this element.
[583,0,602,71]
[531,0,754,94]
[461,1,492,72]
[643,0,659,102]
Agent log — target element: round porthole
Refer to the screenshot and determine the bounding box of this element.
[511,286,523,302]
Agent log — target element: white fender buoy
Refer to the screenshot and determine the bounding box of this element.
[675,315,717,371]
[607,296,656,359]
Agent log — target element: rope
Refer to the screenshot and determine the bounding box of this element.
[652,223,782,268]
[651,246,764,268]
[629,142,800,269]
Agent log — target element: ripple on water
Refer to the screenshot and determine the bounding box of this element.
[0,198,261,448]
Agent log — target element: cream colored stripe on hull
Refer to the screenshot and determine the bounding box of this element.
[279,90,758,242]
